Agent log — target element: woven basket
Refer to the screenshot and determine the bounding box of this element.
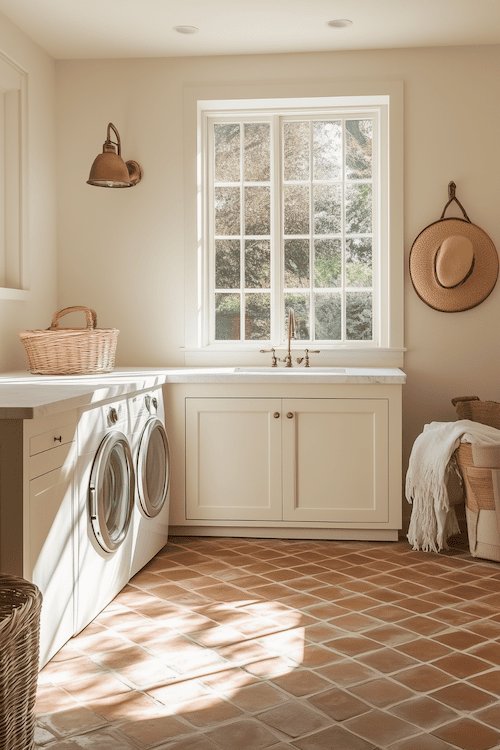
[451,395,500,429]
[0,575,42,750]
[452,396,500,512]
[19,306,119,375]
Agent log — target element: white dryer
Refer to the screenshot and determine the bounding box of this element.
[128,388,170,578]
[75,398,135,632]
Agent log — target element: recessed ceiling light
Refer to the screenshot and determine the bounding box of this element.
[327,19,353,28]
[173,25,199,34]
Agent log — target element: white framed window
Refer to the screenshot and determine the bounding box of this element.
[183,85,404,367]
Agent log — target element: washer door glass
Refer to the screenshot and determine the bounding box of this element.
[137,418,170,518]
[89,431,135,553]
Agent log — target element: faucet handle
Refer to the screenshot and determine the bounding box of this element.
[260,347,277,366]
[303,348,321,367]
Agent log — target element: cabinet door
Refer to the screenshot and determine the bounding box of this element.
[29,466,74,666]
[186,398,282,520]
[282,399,389,523]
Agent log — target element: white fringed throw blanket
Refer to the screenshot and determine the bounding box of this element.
[406,419,500,552]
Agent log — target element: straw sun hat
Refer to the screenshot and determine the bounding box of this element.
[409,182,499,312]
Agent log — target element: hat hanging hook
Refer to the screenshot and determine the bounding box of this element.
[440,181,471,222]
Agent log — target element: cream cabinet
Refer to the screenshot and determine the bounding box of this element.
[0,411,77,666]
[185,397,389,526]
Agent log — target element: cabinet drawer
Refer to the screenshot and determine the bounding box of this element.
[30,423,76,456]
[30,440,75,480]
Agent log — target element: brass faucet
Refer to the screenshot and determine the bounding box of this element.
[284,308,295,367]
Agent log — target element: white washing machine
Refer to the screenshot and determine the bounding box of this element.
[75,398,136,632]
[128,388,170,578]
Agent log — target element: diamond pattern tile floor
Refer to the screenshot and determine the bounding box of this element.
[35,536,500,749]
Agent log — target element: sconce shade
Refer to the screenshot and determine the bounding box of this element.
[87,123,142,188]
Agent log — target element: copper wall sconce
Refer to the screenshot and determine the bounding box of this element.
[87,123,142,188]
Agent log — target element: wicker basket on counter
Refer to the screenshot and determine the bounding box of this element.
[451,395,500,430]
[19,306,119,375]
[0,575,42,750]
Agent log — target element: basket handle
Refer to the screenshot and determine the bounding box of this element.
[451,395,480,406]
[49,306,97,330]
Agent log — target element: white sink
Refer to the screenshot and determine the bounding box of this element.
[234,367,346,373]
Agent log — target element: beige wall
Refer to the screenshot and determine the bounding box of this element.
[0,12,57,371]
[0,40,485,528]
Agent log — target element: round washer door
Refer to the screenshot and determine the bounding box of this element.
[137,417,170,518]
[89,431,135,553]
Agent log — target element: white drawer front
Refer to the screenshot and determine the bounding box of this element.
[30,440,75,479]
[30,423,76,456]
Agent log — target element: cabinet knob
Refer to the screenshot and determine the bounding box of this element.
[273,412,280,419]
[286,412,294,419]
[54,435,62,442]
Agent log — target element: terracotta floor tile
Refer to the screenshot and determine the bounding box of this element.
[304,622,345,642]
[257,701,332,737]
[357,646,418,674]
[432,717,500,750]
[317,659,378,686]
[325,635,383,657]
[348,677,415,708]
[85,691,166,721]
[395,638,452,662]
[174,694,243,727]
[363,624,416,646]
[199,667,259,691]
[469,669,500,696]
[388,735,461,750]
[470,642,500,666]
[430,608,479,627]
[119,714,190,745]
[291,724,378,750]
[146,678,210,707]
[227,682,290,711]
[433,629,487,650]
[205,718,279,750]
[344,708,418,745]
[307,686,371,720]
[391,664,454,692]
[432,651,492,678]
[465,619,500,638]
[431,682,498,712]
[37,705,106,737]
[396,598,439,615]
[305,602,350,619]
[243,656,294,678]
[270,669,332,697]
[335,594,379,612]
[389,695,458,729]
[363,604,413,622]
[330,612,381,631]
[396,615,448,637]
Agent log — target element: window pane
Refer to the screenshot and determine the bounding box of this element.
[346,120,372,180]
[214,123,240,182]
[346,291,372,340]
[215,240,240,288]
[284,293,310,340]
[215,187,240,235]
[284,185,309,235]
[345,183,372,234]
[314,185,341,235]
[315,292,341,340]
[346,238,372,288]
[215,293,240,340]
[283,121,309,181]
[245,186,270,235]
[313,120,342,180]
[245,240,270,288]
[244,123,270,182]
[245,293,270,340]
[284,239,309,288]
[314,239,342,288]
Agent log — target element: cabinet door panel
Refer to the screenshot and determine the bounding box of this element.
[282,399,389,523]
[186,398,282,520]
[29,466,74,666]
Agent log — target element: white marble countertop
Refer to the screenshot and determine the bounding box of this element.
[0,366,406,419]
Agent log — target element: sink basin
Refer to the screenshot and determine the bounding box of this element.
[234,367,346,373]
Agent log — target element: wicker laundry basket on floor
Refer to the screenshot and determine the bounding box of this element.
[452,396,500,561]
[0,575,42,750]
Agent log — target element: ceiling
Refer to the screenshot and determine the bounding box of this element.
[0,0,499,60]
